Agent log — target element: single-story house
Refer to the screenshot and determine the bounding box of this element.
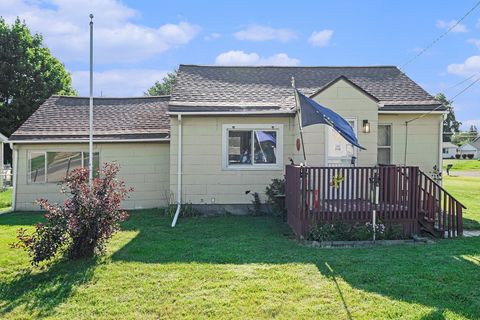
[442,142,458,159]
[459,138,480,159]
[8,65,446,212]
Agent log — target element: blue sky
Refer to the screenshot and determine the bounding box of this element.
[2,0,480,129]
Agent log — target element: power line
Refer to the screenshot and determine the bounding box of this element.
[400,0,480,70]
[444,73,479,91]
[450,76,480,101]
[405,75,480,125]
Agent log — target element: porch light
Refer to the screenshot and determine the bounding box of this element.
[362,120,370,133]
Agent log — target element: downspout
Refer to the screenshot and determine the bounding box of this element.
[171,114,182,227]
[10,143,18,212]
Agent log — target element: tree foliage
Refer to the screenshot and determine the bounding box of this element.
[436,93,461,142]
[145,71,177,96]
[14,162,132,265]
[0,18,75,139]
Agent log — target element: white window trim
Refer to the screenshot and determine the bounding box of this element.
[27,151,47,184]
[377,123,393,165]
[222,124,283,171]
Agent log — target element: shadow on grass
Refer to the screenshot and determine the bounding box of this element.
[111,210,480,319]
[463,217,480,230]
[0,212,96,317]
[0,259,97,318]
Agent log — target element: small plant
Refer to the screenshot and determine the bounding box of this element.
[13,162,132,265]
[462,154,467,159]
[455,154,461,159]
[265,178,285,217]
[467,154,474,159]
[248,191,265,216]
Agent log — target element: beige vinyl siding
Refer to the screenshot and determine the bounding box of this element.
[378,113,442,173]
[170,116,295,204]
[14,142,169,211]
[292,78,379,166]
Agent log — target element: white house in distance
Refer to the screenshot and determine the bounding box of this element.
[442,142,458,159]
[459,137,480,159]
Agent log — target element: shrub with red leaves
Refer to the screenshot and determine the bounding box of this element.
[14,162,132,265]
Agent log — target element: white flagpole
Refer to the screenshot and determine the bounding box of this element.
[291,77,307,165]
[88,14,94,186]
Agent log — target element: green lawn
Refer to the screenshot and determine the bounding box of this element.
[0,211,479,319]
[0,188,12,212]
[443,175,480,229]
[443,159,480,171]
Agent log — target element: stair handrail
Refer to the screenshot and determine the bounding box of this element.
[418,170,466,209]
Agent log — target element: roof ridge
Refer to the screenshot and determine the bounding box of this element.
[51,95,171,99]
[179,64,399,69]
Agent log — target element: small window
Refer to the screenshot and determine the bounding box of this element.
[377,124,392,165]
[28,152,46,183]
[223,125,282,170]
[28,151,100,184]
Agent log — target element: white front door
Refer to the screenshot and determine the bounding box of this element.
[325,119,357,167]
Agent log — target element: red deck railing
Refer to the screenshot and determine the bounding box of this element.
[285,165,464,239]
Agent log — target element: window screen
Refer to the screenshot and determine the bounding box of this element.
[377,124,392,165]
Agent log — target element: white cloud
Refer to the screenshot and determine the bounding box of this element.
[467,38,480,49]
[214,50,300,66]
[308,29,334,47]
[436,20,467,33]
[205,32,221,41]
[71,69,168,97]
[1,0,200,64]
[234,24,296,42]
[447,56,480,76]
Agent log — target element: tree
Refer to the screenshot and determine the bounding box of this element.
[0,18,75,150]
[436,93,461,142]
[14,163,132,265]
[469,124,478,136]
[145,71,177,96]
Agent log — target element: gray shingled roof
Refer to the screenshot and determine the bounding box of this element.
[169,65,442,112]
[10,96,170,141]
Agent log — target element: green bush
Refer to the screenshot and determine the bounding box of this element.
[265,178,286,217]
[309,221,405,242]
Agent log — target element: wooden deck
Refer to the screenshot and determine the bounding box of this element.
[285,165,465,239]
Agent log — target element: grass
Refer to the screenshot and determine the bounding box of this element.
[443,159,480,171]
[0,210,479,319]
[0,188,12,212]
[443,174,480,229]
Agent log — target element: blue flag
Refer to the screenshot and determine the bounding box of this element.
[296,89,366,150]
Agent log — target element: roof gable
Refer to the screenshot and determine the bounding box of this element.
[309,76,380,102]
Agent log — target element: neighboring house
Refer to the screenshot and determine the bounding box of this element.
[442,142,458,159]
[8,65,446,212]
[459,138,480,159]
[0,132,7,167]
